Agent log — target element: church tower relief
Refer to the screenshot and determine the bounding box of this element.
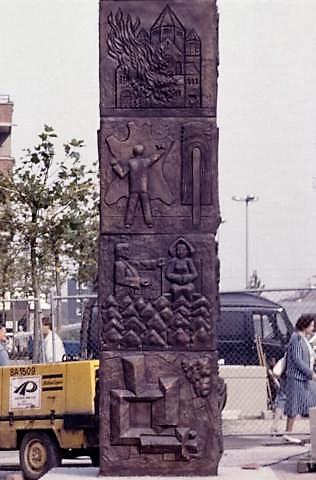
[112,5,202,109]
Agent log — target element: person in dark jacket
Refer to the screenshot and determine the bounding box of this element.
[284,314,316,435]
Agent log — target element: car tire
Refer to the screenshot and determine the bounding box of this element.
[20,431,61,480]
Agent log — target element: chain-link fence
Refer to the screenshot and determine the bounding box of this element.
[50,287,316,435]
[0,294,99,363]
[5,288,316,435]
[0,297,39,361]
[50,293,98,360]
[219,288,316,435]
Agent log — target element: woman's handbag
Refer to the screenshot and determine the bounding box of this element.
[273,354,287,377]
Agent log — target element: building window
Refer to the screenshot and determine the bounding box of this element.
[120,90,135,108]
[187,44,200,56]
[187,44,194,55]
[176,62,182,75]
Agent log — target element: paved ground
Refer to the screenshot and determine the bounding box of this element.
[41,437,316,480]
[0,451,19,480]
[1,436,316,480]
[0,452,91,480]
[222,417,310,436]
[222,435,314,479]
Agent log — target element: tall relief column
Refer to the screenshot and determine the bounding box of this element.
[98,0,224,475]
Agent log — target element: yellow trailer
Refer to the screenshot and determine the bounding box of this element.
[0,360,99,479]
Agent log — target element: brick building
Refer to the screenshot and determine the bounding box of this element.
[0,95,14,174]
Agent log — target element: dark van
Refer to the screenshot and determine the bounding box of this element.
[218,292,293,366]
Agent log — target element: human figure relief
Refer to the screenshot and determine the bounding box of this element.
[114,242,164,298]
[166,238,198,302]
[108,142,174,228]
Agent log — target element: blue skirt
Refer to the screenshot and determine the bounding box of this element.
[284,376,316,417]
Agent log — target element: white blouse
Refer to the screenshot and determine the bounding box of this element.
[302,334,315,370]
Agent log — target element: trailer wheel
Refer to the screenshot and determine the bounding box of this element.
[20,431,61,480]
[90,448,99,466]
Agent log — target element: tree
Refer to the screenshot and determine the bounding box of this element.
[0,204,18,296]
[0,125,98,361]
[64,204,99,290]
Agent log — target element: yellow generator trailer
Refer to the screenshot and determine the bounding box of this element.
[0,360,99,480]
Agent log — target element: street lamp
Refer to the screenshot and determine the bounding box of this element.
[232,194,259,288]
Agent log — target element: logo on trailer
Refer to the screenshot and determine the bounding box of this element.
[14,380,38,396]
[10,376,41,410]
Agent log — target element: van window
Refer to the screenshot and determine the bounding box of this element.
[253,314,262,337]
[262,315,274,339]
[253,313,275,340]
[219,311,247,339]
[277,312,288,337]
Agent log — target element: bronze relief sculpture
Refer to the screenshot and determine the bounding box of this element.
[98,0,222,475]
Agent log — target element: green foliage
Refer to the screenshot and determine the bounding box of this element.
[0,125,99,296]
[0,203,18,296]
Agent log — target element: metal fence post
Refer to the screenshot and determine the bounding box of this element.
[50,292,56,363]
[12,299,16,357]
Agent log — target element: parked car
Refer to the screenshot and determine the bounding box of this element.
[63,340,80,359]
[17,327,81,362]
[218,292,293,366]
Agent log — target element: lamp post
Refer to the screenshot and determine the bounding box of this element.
[232,194,259,288]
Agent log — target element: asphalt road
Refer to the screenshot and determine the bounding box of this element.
[0,438,279,477]
[0,451,94,480]
[0,451,20,480]
[0,441,264,479]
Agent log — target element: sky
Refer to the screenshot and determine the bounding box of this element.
[1,0,316,291]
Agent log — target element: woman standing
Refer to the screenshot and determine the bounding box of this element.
[284,314,316,436]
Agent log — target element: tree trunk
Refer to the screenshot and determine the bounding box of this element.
[54,251,62,332]
[30,230,41,363]
[31,273,41,360]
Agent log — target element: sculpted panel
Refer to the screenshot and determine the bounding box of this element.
[107,6,201,110]
[100,0,219,115]
[99,234,218,351]
[99,351,223,475]
[105,126,174,228]
[99,118,219,234]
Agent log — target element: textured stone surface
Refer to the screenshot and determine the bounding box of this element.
[99,351,223,475]
[99,1,218,116]
[98,0,222,475]
[99,118,219,234]
[99,234,218,351]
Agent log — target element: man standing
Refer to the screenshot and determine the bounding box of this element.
[0,324,10,366]
[42,317,65,363]
[114,242,151,297]
[107,140,174,228]
[110,144,167,227]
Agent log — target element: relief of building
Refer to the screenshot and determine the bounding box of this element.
[108,5,202,109]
